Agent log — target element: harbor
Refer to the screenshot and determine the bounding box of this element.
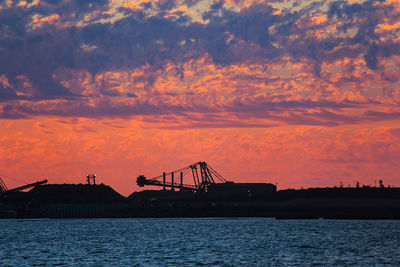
[1,161,400,219]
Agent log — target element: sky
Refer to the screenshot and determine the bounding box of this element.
[1,0,400,196]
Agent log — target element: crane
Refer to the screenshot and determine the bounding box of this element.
[0,177,7,192]
[136,161,228,192]
[0,178,47,195]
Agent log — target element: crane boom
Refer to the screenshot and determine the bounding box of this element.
[136,161,227,192]
[7,180,48,192]
[137,175,198,191]
[0,178,8,192]
[0,179,48,196]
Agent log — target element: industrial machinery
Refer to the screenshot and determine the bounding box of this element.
[0,177,7,192]
[86,174,96,185]
[136,161,228,192]
[0,177,48,195]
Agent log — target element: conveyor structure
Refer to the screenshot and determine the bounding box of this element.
[136,161,228,192]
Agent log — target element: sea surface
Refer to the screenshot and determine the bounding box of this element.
[1,218,399,266]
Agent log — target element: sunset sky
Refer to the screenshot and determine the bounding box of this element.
[1,0,400,196]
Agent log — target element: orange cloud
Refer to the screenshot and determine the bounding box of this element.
[4,52,395,127]
[164,5,187,19]
[29,13,61,30]
[123,1,148,11]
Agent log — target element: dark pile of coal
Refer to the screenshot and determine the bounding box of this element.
[29,184,126,203]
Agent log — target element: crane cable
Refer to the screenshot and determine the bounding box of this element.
[149,162,227,183]
[0,174,31,186]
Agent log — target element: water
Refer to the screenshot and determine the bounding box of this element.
[1,218,399,266]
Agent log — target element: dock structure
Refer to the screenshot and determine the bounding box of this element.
[137,161,227,192]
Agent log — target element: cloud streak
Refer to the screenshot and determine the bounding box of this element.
[0,0,399,130]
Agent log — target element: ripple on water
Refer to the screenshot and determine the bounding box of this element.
[0,218,400,266]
